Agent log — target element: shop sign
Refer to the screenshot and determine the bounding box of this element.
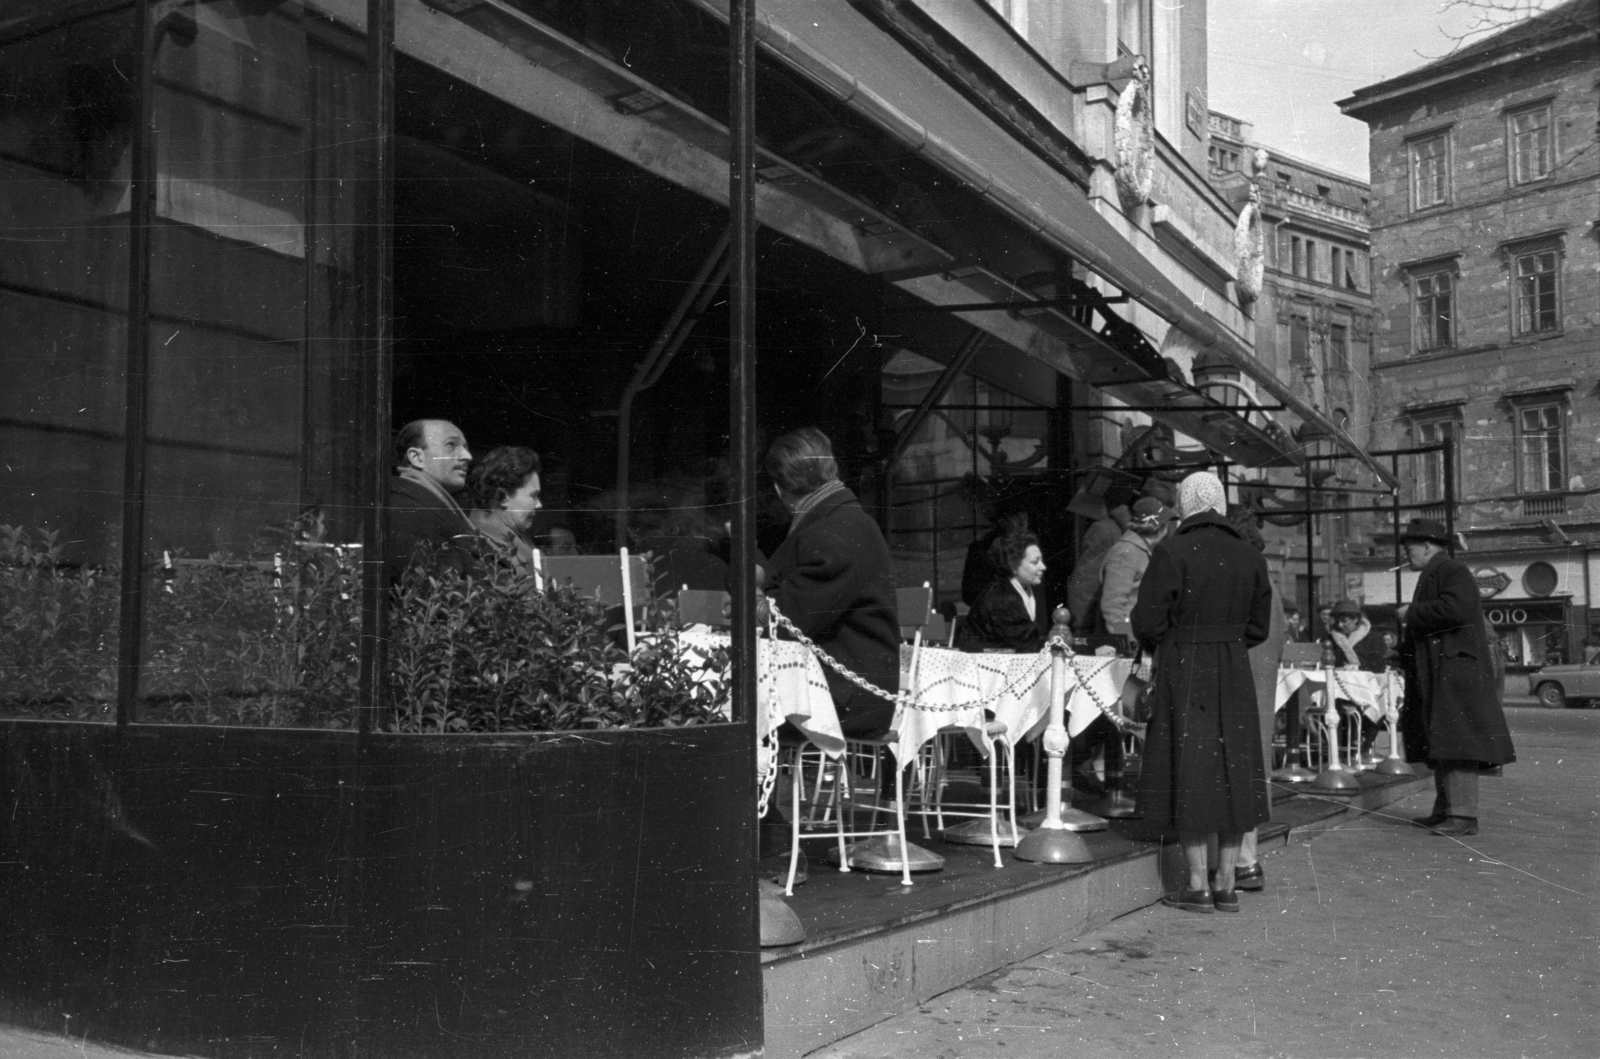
[1474,567,1511,598]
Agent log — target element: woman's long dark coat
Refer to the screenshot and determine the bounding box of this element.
[1399,552,1515,767]
[1131,512,1273,833]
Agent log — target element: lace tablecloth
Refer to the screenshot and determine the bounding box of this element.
[676,627,844,757]
[896,644,1133,765]
[1275,666,1403,722]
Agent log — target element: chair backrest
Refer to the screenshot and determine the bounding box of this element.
[896,585,933,641]
[922,609,952,646]
[539,554,650,608]
[676,588,730,629]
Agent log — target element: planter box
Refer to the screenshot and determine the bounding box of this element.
[0,720,760,1058]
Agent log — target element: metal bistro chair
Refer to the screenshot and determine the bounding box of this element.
[534,549,652,653]
[902,588,1021,866]
[795,585,945,887]
[1301,687,1362,773]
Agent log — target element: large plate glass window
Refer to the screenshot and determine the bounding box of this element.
[0,3,137,720]
[133,2,369,727]
[880,350,1050,601]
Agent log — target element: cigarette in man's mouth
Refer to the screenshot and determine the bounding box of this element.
[1387,563,1408,572]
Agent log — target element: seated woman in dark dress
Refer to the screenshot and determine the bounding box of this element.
[958,532,1049,653]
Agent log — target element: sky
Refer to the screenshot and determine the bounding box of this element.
[1207,0,1564,179]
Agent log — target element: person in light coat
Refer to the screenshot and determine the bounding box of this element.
[1098,496,1169,643]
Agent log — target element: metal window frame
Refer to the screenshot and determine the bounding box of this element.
[1411,266,1455,352]
[1408,131,1451,211]
[1516,401,1566,496]
[1507,102,1554,186]
[1514,248,1560,335]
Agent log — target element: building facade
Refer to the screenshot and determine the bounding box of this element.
[0,1,1386,1054]
[1339,0,1600,670]
[1208,111,1378,625]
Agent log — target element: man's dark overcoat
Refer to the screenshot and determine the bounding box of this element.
[764,486,899,734]
[959,580,1049,654]
[1399,552,1515,767]
[385,475,478,584]
[1131,512,1273,833]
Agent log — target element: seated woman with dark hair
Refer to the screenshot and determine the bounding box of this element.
[958,532,1049,653]
[461,446,542,572]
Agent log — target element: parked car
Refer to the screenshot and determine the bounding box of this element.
[1527,661,1600,708]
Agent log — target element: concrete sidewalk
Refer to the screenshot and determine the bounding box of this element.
[813,706,1598,1059]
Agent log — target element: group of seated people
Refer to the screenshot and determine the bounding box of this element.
[385,418,581,585]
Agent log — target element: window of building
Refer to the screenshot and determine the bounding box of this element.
[1306,239,1321,282]
[1514,249,1560,334]
[1328,323,1349,374]
[1508,104,1553,185]
[1409,132,1450,210]
[1289,316,1310,369]
[1118,0,1147,55]
[1518,403,1565,494]
[1289,235,1303,277]
[1414,417,1458,504]
[1413,267,1454,351]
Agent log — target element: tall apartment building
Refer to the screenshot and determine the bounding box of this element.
[1339,0,1600,672]
[1208,111,1378,625]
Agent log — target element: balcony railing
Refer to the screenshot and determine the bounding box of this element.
[1522,495,1566,518]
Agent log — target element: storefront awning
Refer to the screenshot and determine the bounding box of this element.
[686,0,1396,488]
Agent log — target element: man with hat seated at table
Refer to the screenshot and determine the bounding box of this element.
[1315,598,1389,759]
[1395,517,1515,837]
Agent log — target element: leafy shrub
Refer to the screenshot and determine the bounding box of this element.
[0,525,118,717]
[3,524,727,732]
[387,554,727,732]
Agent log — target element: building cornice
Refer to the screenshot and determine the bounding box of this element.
[1338,20,1596,119]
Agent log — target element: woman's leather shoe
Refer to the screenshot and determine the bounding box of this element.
[1162,889,1214,913]
[1430,817,1478,837]
[1210,888,1240,912]
[1233,863,1265,892]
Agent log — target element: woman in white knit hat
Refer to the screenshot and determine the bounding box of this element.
[1130,471,1274,913]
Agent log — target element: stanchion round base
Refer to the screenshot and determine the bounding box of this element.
[1058,807,1109,832]
[1018,804,1109,831]
[942,816,1028,848]
[825,836,946,874]
[1374,757,1416,776]
[1357,751,1386,770]
[1311,767,1364,794]
[1013,824,1094,864]
[1083,793,1141,819]
[758,882,806,947]
[1272,763,1317,784]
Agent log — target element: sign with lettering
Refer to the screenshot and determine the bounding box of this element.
[1474,567,1511,598]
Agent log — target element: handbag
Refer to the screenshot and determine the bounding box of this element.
[1119,653,1155,725]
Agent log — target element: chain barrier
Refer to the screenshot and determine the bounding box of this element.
[766,602,1137,729]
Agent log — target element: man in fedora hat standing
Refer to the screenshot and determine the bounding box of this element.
[1395,518,1515,837]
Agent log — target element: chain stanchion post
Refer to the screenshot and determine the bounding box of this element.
[1375,671,1416,776]
[1014,609,1094,864]
[1311,663,1362,794]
